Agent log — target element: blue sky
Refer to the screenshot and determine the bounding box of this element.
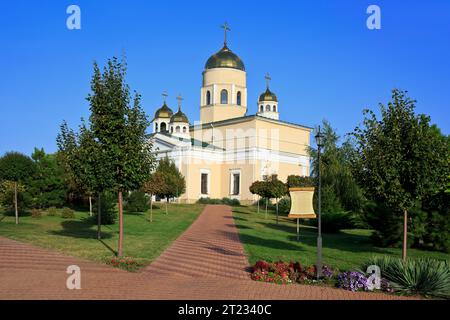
[1,0,449,156]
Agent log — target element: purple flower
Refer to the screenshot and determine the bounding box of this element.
[337,271,368,292]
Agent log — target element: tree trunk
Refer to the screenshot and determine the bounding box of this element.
[89,196,92,217]
[265,198,268,219]
[14,181,18,225]
[276,198,279,225]
[257,196,260,214]
[150,196,153,222]
[97,192,101,240]
[165,198,168,215]
[402,209,408,261]
[118,191,124,257]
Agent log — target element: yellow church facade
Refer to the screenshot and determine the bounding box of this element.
[150,26,312,204]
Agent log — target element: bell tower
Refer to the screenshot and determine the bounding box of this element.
[257,73,279,120]
[200,23,247,124]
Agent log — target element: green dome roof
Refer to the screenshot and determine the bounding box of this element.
[154,103,173,119]
[205,45,245,71]
[170,108,189,123]
[259,88,278,102]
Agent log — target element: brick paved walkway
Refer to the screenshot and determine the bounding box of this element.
[0,205,413,300]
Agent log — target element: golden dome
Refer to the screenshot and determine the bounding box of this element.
[259,88,278,102]
[154,102,173,119]
[170,107,189,123]
[205,45,245,71]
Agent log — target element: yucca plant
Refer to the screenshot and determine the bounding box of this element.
[362,256,450,299]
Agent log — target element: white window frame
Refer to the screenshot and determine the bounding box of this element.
[229,169,241,199]
[200,169,211,197]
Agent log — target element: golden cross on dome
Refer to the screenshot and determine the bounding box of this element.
[162,91,168,103]
[176,94,183,109]
[221,22,231,46]
[265,73,271,88]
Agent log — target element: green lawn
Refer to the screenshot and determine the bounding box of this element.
[0,203,204,267]
[233,205,450,271]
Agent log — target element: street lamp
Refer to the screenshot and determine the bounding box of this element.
[315,125,325,279]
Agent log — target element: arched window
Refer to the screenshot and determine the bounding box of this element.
[260,105,264,112]
[206,91,211,105]
[220,89,228,104]
[155,123,159,132]
[160,122,167,132]
[266,105,271,111]
[183,126,187,133]
[176,126,181,133]
[236,91,241,106]
[273,105,277,112]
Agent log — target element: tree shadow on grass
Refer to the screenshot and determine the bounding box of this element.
[228,223,252,229]
[123,211,146,216]
[232,209,253,215]
[259,221,392,255]
[228,216,247,222]
[48,219,113,240]
[98,239,117,256]
[220,230,306,252]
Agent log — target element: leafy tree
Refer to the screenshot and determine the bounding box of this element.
[308,120,365,215]
[249,181,264,214]
[142,172,165,222]
[124,191,150,213]
[92,191,117,225]
[267,178,287,224]
[26,148,66,208]
[57,120,113,238]
[85,57,155,256]
[0,152,35,224]
[249,178,284,219]
[352,89,448,259]
[0,181,26,213]
[153,157,186,215]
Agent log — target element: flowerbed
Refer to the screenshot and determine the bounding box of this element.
[250,260,335,285]
[250,260,394,294]
[336,270,393,292]
[106,256,144,272]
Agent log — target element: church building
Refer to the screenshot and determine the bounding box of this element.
[150,24,312,204]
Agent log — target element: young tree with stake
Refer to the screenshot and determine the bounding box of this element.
[0,152,35,224]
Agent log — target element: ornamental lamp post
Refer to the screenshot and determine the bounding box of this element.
[315,125,325,279]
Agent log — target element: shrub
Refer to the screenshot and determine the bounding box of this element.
[31,208,42,218]
[47,206,58,216]
[337,271,368,292]
[93,191,117,225]
[362,256,450,298]
[124,191,149,213]
[221,197,240,206]
[61,207,75,219]
[278,198,291,215]
[196,197,221,204]
[321,211,354,233]
[286,175,315,188]
[196,197,240,206]
[362,201,403,247]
